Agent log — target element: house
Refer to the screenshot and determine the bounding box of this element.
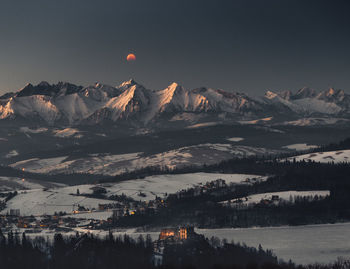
[272,195,280,201]
[153,226,197,266]
[215,179,226,188]
[158,226,194,241]
[9,209,20,216]
[112,208,124,220]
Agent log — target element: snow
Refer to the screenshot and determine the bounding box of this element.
[1,188,114,216]
[0,173,265,215]
[1,80,350,125]
[13,222,350,265]
[220,190,330,206]
[19,126,48,133]
[9,145,278,176]
[0,177,47,191]
[10,156,69,173]
[282,143,319,151]
[197,222,350,265]
[186,122,220,129]
[5,150,19,158]
[263,90,343,115]
[170,112,206,123]
[238,117,273,125]
[293,98,342,114]
[9,95,60,124]
[53,128,81,138]
[62,211,113,220]
[281,117,350,126]
[285,149,350,163]
[226,137,244,142]
[61,173,267,202]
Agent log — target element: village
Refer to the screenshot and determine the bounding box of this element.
[0,177,285,234]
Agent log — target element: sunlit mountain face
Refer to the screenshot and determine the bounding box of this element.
[1,79,350,178]
[1,80,350,128]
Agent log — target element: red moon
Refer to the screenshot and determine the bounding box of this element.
[127,53,136,61]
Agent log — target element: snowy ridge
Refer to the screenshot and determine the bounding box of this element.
[262,87,350,116]
[1,173,265,216]
[9,144,279,176]
[0,80,350,126]
[220,190,330,207]
[284,149,350,163]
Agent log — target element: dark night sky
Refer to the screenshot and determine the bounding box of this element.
[0,0,350,95]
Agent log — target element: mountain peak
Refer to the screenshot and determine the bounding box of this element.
[317,88,346,102]
[265,90,278,99]
[16,81,83,97]
[324,88,345,97]
[37,81,51,87]
[1,80,349,126]
[292,87,316,99]
[118,78,139,88]
[327,88,335,96]
[167,82,183,91]
[169,82,179,87]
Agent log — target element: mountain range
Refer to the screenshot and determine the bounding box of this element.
[1,79,350,127]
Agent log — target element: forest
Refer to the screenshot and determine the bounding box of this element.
[0,230,349,269]
[111,159,350,228]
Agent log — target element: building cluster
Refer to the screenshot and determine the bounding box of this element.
[0,214,85,233]
[175,179,232,199]
[223,195,281,209]
[153,226,197,266]
[108,197,167,222]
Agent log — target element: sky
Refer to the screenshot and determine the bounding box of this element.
[0,0,350,95]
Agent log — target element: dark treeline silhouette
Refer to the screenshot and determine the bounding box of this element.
[107,136,350,184]
[1,137,349,186]
[314,137,350,152]
[0,230,350,269]
[113,160,350,228]
[0,165,114,185]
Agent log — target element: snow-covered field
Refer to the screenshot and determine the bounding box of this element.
[280,117,350,126]
[1,188,114,216]
[186,122,221,129]
[17,222,350,265]
[238,117,273,125]
[5,150,19,158]
[53,128,82,138]
[11,156,69,172]
[197,222,350,265]
[59,173,267,202]
[220,190,330,206]
[63,211,113,221]
[0,176,64,192]
[19,127,48,134]
[226,137,244,142]
[285,149,350,163]
[10,145,278,176]
[282,143,318,151]
[0,173,265,216]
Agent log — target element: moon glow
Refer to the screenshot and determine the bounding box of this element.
[127,53,136,61]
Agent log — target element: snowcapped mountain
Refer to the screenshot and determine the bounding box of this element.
[0,80,350,127]
[262,87,350,116]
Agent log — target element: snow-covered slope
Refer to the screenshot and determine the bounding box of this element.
[57,173,267,202]
[284,149,350,163]
[1,80,350,126]
[1,173,266,216]
[220,190,330,207]
[1,188,114,216]
[9,144,279,176]
[0,176,64,192]
[262,87,350,116]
